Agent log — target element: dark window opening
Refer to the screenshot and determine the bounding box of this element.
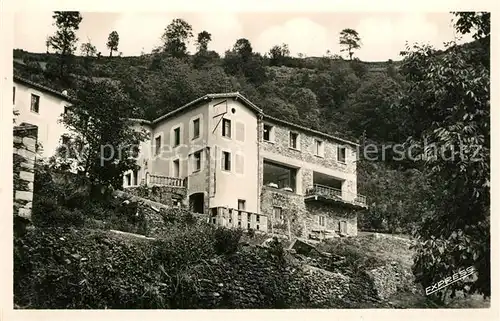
[222,151,231,171]
[193,118,200,139]
[193,151,201,172]
[289,132,298,149]
[263,160,297,192]
[173,127,181,146]
[222,118,231,138]
[263,124,273,141]
[133,170,139,185]
[155,136,161,155]
[337,146,346,163]
[30,94,40,113]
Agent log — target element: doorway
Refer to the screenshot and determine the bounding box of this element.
[189,193,205,214]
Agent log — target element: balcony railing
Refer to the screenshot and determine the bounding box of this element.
[210,207,268,232]
[147,174,186,187]
[305,183,367,207]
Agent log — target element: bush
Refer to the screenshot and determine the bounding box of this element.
[32,195,85,228]
[213,227,243,255]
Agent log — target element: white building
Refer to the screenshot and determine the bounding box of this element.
[13,76,72,158]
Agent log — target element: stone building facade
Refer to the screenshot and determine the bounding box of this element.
[13,125,38,220]
[124,93,366,238]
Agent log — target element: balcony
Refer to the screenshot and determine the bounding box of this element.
[210,207,268,232]
[147,174,186,187]
[305,184,367,208]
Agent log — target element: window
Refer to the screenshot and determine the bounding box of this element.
[192,118,200,139]
[125,173,132,186]
[263,124,273,142]
[319,215,326,227]
[289,132,299,149]
[247,223,251,229]
[155,136,161,155]
[273,207,283,221]
[13,86,15,104]
[173,199,181,207]
[133,170,139,185]
[256,215,260,223]
[222,118,231,138]
[173,127,181,147]
[64,106,71,114]
[238,199,246,210]
[192,151,202,173]
[238,221,241,227]
[30,94,40,113]
[172,159,180,177]
[256,225,259,230]
[314,139,324,157]
[222,151,231,171]
[337,146,346,163]
[235,154,244,174]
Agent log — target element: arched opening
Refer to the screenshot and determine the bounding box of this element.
[189,192,205,214]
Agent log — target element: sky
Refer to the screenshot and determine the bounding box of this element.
[14,12,473,61]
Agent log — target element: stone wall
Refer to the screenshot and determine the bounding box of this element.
[13,125,38,220]
[179,246,351,308]
[114,190,207,238]
[365,261,418,300]
[261,187,306,237]
[305,203,358,237]
[259,120,359,198]
[260,187,358,238]
[125,185,187,208]
[260,120,358,176]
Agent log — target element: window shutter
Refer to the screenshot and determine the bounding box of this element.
[236,122,245,142]
[236,154,244,174]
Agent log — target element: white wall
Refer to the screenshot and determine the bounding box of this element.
[13,81,71,158]
[207,99,260,213]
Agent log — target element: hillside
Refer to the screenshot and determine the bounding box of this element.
[13,48,405,144]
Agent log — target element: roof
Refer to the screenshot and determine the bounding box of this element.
[126,118,152,126]
[152,92,263,125]
[13,75,73,102]
[263,115,359,147]
[151,92,358,146]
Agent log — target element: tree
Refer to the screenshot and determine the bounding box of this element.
[45,36,51,53]
[60,79,147,189]
[269,43,290,66]
[161,18,193,58]
[345,73,405,142]
[402,12,490,304]
[339,28,361,60]
[196,31,212,52]
[106,31,119,57]
[80,41,97,57]
[193,31,218,69]
[48,11,83,83]
[233,38,253,61]
[286,87,321,129]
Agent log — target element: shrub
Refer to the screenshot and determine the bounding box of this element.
[246,228,256,238]
[213,227,242,255]
[160,207,196,226]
